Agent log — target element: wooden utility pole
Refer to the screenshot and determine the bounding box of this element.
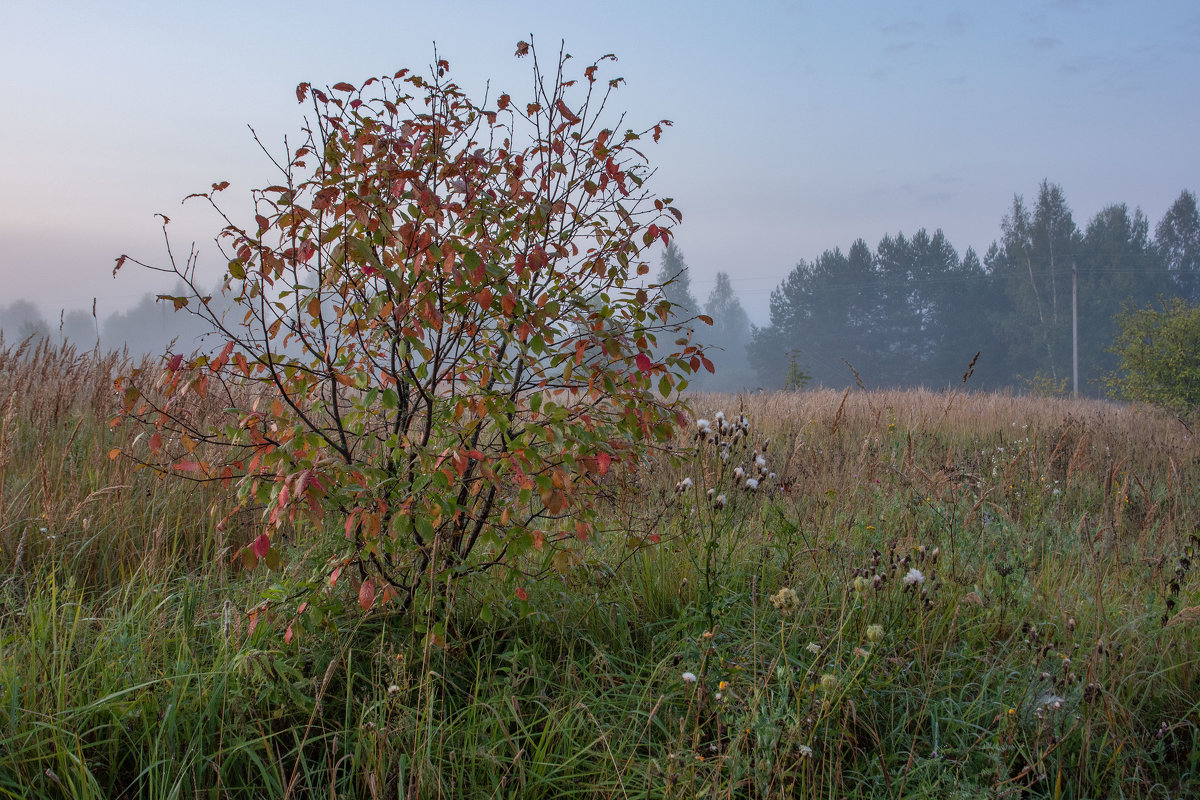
[1072,261,1079,399]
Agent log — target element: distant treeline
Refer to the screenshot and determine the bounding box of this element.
[5,180,1198,397]
[670,181,1200,395]
[0,285,228,358]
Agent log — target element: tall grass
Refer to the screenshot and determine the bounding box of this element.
[1,342,1197,797]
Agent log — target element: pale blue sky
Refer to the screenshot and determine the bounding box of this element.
[2,0,1198,323]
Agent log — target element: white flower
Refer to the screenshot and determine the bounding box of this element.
[806,642,821,655]
[712,493,726,510]
[714,410,725,421]
[798,744,813,758]
[696,418,711,431]
[675,477,693,492]
[682,671,698,684]
[755,454,767,469]
[903,568,925,587]
[744,478,759,492]
[733,466,745,481]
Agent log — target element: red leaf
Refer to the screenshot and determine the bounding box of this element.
[296,83,309,103]
[515,586,529,601]
[359,579,376,611]
[167,353,183,371]
[252,533,271,559]
[635,353,653,374]
[554,98,581,124]
[284,624,294,644]
[333,81,356,92]
[596,452,611,475]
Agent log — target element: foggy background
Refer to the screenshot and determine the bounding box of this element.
[2,1,1198,394]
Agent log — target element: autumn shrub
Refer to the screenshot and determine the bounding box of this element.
[111,42,710,634]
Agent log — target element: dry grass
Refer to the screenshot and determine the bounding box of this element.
[0,337,232,589]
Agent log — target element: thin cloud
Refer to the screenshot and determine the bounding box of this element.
[944,13,971,36]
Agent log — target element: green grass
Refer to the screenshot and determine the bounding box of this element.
[1,344,1198,797]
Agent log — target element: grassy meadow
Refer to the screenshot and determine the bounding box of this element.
[1,340,1198,798]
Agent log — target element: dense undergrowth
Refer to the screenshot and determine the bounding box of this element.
[1,340,1198,798]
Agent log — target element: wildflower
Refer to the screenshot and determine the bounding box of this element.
[806,642,821,655]
[819,673,837,693]
[675,477,693,492]
[712,493,726,510]
[682,671,698,684]
[387,684,401,695]
[744,477,759,492]
[733,466,745,481]
[754,454,767,470]
[902,568,925,587]
[852,576,870,594]
[770,586,800,616]
[718,680,730,691]
[866,624,884,643]
[853,646,870,659]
